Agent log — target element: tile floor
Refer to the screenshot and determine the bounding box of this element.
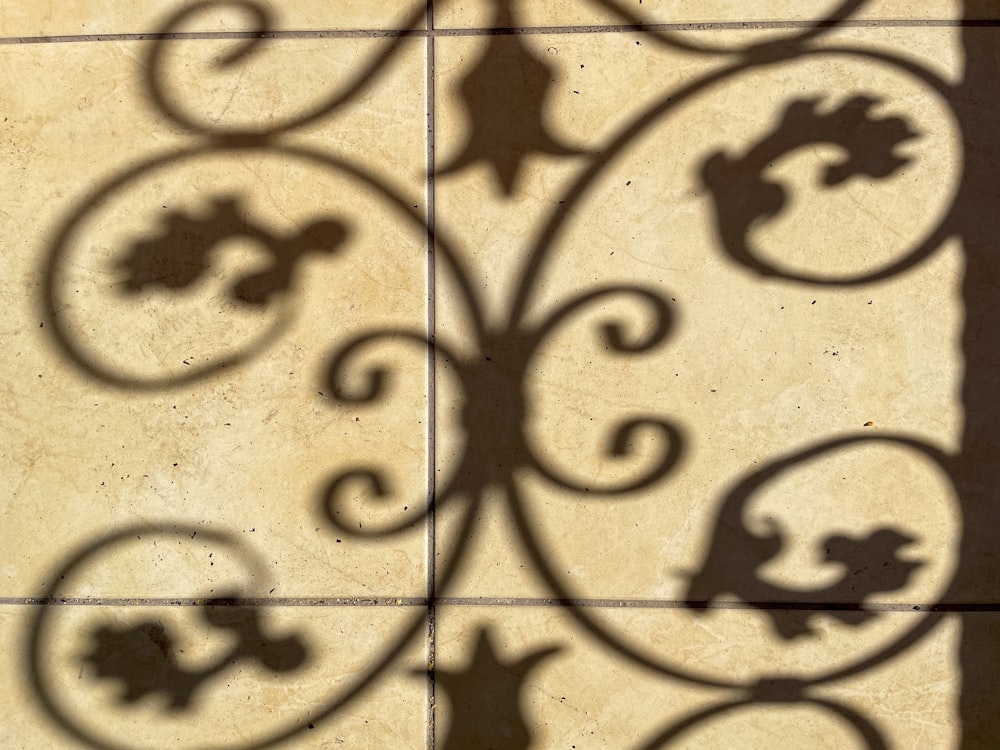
[2,1,1000,747]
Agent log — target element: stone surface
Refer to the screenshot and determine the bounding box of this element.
[0,1,992,747]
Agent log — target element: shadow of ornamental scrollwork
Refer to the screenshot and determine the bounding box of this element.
[27,0,1000,747]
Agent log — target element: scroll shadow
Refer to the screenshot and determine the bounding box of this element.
[436,0,588,196]
[29,0,1000,747]
[144,0,428,139]
[427,627,559,750]
[37,137,441,391]
[25,525,433,750]
[117,193,349,307]
[81,599,308,711]
[689,2,1000,744]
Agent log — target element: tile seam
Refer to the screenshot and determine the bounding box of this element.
[4,597,997,612]
[431,18,1000,35]
[2,19,999,46]
[425,2,437,748]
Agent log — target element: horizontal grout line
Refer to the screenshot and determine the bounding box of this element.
[433,19,1000,36]
[1,18,999,45]
[442,598,1000,612]
[0,29,425,45]
[3,597,431,606]
[3,596,1000,612]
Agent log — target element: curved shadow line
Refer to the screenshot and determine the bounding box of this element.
[41,142,482,390]
[324,327,462,404]
[717,433,955,499]
[693,432,958,685]
[530,285,674,352]
[145,0,429,138]
[638,695,889,749]
[711,44,962,286]
[26,523,435,750]
[528,418,685,496]
[510,433,957,691]
[506,58,748,329]
[521,285,680,495]
[41,146,296,389]
[320,468,429,538]
[504,477,736,689]
[508,36,959,331]
[591,0,870,56]
[319,327,483,539]
[29,485,490,750]
[320,466,468,539]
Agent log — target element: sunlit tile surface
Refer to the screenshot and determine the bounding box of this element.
[2,1,997,747]
[1,2,428,36]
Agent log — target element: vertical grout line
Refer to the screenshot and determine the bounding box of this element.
[424,2,437,750]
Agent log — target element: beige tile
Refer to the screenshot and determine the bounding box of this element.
[433,0,980,31]
[0,34,428,142]
[0,38,431,597]
[433,605,961,748]
[1,1,426,37]
[1,1,991,747]
[432,27,965,600]
[0,603,426,748]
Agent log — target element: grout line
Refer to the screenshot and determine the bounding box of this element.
[2,19,1000,45]
[421,599,1000,613]
[0,31,411,45]
[4,597,432,606]
[5,596,1000,612]
[425,3,437,749]
[0,30,425,45]
[429,18,1000,36]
